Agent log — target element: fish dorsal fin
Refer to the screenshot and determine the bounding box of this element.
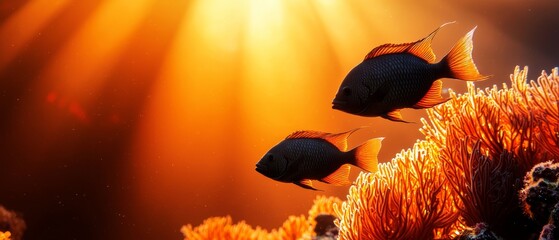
[295,179,319,191]
[321,164,351,186]
[364,22,454,63]
[364,42,416,60]
[286,130,329,140]
[413,80,449,108]
[286,129,361,151]
[321,128,360,151]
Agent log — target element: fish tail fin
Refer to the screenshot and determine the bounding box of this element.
[349,137,383,172]
[442,27,490,81]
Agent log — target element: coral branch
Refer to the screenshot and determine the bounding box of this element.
[336,141,458,240]
[337,66,559,239]
[181,195,342,239]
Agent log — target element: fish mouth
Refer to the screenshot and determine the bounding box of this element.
[255,162,266,174]
[332,99,346,110]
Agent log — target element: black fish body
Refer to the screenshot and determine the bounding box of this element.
[263,138,347,183]
[255,129,382,190]
[332,23,489,122]
[344,54,446,116]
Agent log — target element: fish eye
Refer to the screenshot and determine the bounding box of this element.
[342,87,352,96]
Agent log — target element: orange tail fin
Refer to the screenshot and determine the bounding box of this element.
[349,138,383,172]
[443,27,489,81]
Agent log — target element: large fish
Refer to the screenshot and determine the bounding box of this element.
[332,23,489,122]
[255,128,382,190]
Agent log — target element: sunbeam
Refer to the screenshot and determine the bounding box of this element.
[0,0,70,72]
[37,0,154,100]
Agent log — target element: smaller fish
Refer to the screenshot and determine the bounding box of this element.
[255,128,382,190]
[332,22,489,122]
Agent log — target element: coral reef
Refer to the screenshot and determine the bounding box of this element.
[181,195,341,239]
[336,66,559,239]
[335,140,459,239]
[440,139,530,238]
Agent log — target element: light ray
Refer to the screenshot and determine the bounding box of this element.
[128,0,249,215]
[36,0,154,102]
[0,0,70,72]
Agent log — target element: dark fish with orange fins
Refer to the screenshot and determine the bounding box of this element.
[255,128,382,190]
[332,22,489,122]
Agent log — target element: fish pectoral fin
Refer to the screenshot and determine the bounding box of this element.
[383,110,411,123]
[321,165,351,186]
[413,80,449,108]
[295,179,320,191]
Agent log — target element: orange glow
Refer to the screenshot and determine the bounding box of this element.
[37,0,154,101]
[0,0,70,71]
[45,91,89,123]
[1,0,557,239]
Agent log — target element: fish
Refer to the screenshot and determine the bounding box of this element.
[255,128,382,190]
[332,22,489,122]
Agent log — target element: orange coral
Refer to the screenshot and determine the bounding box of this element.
[180,216,276,240]
[307,196,342,231]
[0,231,10,240]
[422,66,559,171]
[336,140,459,240]
[276,215,311,240]
[423,67,559,237]
[181,195,342,240]
[336,66,559,239]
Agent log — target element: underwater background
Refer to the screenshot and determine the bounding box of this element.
[1,0,559,239]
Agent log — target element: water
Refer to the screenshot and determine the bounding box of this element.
[0,0,558,239]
